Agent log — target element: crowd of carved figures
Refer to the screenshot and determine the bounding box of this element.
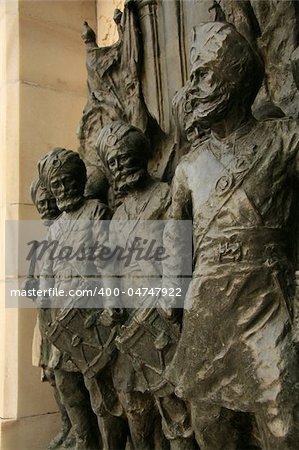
[27,1,299,449]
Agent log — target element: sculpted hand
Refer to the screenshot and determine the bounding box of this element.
[23,277,39,299]
[158,297,181,322]
[81,22,96,44]
[99,308,124,327]
[35,296,50,309]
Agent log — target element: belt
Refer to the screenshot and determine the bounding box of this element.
[195,227,288,267]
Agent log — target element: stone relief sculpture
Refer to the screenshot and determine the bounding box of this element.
[37,149,110,450]
[97,121,197,450]
[218,0,299,119]
[26,179,75,450]
[78,1,163,169]
[29,1,299,449]
[164,21,299,450]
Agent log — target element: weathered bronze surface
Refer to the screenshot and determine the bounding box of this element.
[27,179,75,450]
[165,21,299,450]
[97,120,198,449]
[29,1,299,449]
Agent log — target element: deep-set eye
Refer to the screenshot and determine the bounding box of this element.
[51,181,60,189]
[190,68,202,83]
[119,155,130,163]
[108,158,116,167]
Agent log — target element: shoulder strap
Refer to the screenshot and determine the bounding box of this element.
[195,141,266,253]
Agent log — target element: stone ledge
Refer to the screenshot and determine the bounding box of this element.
[0,412,60,450]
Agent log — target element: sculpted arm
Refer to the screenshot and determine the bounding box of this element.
[168,163,192,221]
[162,163,192,314]
[98,215,125,325]
[38,227,55,307]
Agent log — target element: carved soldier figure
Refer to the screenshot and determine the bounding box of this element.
[97,121,198,450]
[28,178,75,450]
[37,148,113,450]
[164,22,299,450]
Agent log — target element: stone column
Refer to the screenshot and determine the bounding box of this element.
[0,2,97,449]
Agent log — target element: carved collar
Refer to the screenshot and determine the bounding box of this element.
[209,118,258,163]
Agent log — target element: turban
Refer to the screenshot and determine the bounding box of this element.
[38,148,86,193]
[96,121,151,166]
[30,177,50,206]
[84,164,109,202]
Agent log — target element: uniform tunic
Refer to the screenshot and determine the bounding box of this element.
[110,179,171,393]
[40,198,110,370]
[166,119,299,415]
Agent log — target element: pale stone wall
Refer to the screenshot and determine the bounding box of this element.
[97,0,124,45]
[0,1,97,449]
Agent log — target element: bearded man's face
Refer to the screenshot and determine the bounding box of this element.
[106,146,146,195]
[188,60,233,130]
[36,189,60,224]
[50,170,84,212]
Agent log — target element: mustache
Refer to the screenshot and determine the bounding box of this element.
[188,82,228,105]
[114,167,142,182]
[56,189,80,200]
[40,210,59,220]
[56,194,83,210]
[187,86,231,127]
[114,169,145,193]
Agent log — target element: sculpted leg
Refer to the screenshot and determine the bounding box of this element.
[97,415,128,450]
[84,375,128,450]
[190,402,239,450]
[156,394,199,450]
[55,370,100,450]
[48,384,73,449]
[119,391,157,450]
[42,368,73,450]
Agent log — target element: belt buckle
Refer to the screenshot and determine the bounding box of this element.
[219,241,242,263]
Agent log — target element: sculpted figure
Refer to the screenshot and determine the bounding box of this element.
[37,148,114,450]
[219,0,299,118]
[172,80,208,164]
[78,1,162,167]
[164,22,299,450]
[28,178,75,450]
[97,121,198,450]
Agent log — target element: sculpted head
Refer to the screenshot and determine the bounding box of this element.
[96,121,151,195]
[189,22,264,129]
[30,178,60,225]
[172,81,206,144]
[38,148,87,212]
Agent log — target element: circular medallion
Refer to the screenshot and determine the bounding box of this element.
[52,157,61,168]
[106,133,118,147]
[184,100,193,114]
[215,174,234,195]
